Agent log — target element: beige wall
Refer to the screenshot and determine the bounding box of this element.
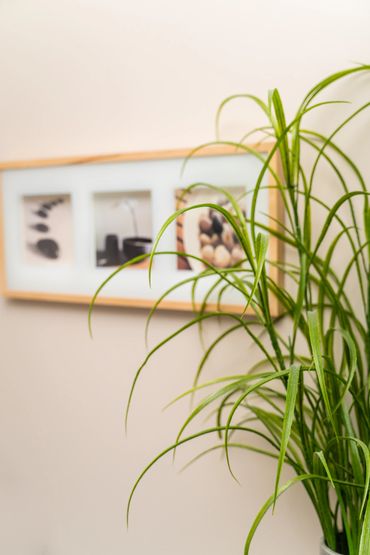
[0,2,370,554]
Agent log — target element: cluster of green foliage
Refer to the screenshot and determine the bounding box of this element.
[90,65,370,555]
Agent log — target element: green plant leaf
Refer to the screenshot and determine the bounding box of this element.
[359,491,370,555]
[307,311,335,432]
[273,365,300,508]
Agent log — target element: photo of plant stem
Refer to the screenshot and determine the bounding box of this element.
[90,65,370,555]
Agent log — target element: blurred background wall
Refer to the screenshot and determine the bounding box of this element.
[0,1,369,554]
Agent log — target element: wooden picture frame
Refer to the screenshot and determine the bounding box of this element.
[0,145,283,314]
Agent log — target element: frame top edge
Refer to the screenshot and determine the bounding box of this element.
[0,143,275,171]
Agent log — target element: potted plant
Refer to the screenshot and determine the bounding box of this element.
[90,65,370,555]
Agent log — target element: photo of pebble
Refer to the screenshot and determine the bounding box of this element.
[176,187,246,271]
[22,194,73,266]
[94,191,152,268]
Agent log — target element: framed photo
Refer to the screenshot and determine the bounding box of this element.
[0,145,283,314]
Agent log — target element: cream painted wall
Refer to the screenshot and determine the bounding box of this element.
[0,2,369,554]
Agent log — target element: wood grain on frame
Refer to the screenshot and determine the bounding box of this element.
[0,144,284,314]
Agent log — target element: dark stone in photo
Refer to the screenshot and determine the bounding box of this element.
[34,210,48,218]
[36,239,59,259]
[30,223,49,233]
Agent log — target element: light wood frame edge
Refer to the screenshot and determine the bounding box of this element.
[0,143,271,170]
[0,144,284,315]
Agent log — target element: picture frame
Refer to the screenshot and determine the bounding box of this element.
[0,145,283,314]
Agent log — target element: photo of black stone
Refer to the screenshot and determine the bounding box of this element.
[28,198,65,258]
[30,223,49,232]
[34,209,48,218]
[95,191,152,269]
[211,212,224,234]
[23,194,73,266]
[36,239,59,259]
